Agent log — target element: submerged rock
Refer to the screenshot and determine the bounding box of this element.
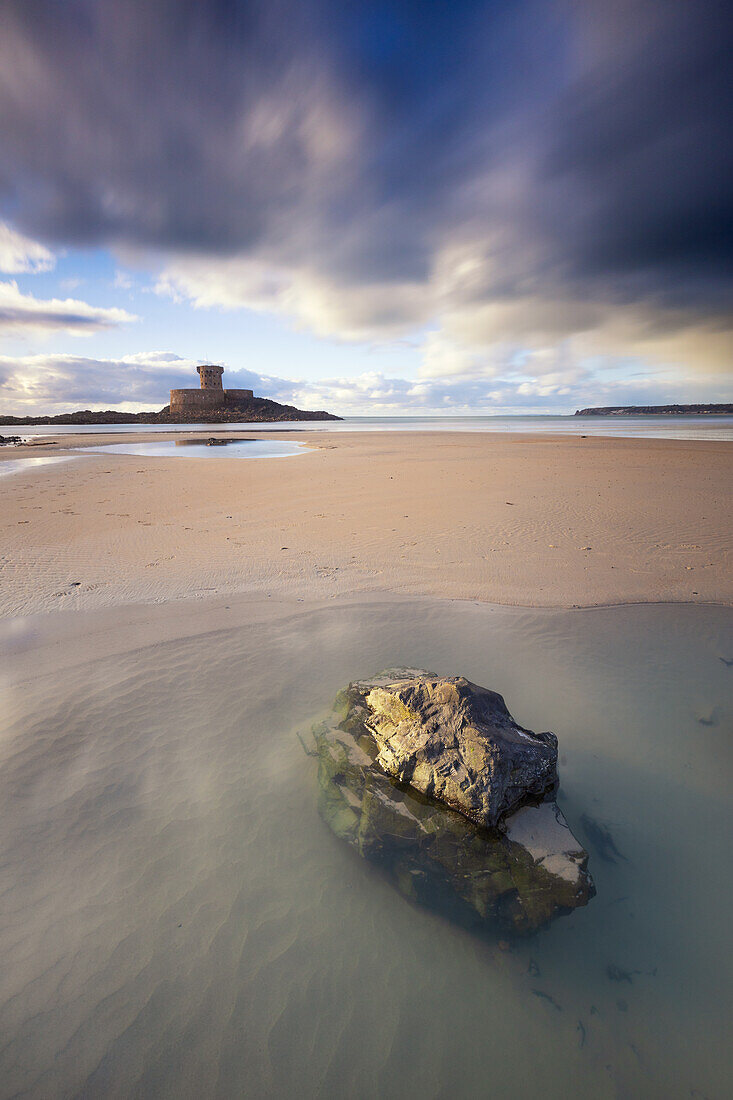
[311,669,594,935]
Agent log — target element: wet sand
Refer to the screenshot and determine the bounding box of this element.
[1,430,731,617]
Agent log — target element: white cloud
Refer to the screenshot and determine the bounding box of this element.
[155,255,431,343]
[113,269,133,290]
[0,352,201,414]
[0,222,55,274]
[419,329,500,379]
[0,280,137,337]
[0,351,729,418]
[437,288,733,374]
[155,233,733,381]
[274,366,732,416]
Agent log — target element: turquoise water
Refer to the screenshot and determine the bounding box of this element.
[0,595,731,1098]
[12,413,733,441]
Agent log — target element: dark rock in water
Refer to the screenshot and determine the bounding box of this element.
[361,671,558,827]
[311,668,595,935]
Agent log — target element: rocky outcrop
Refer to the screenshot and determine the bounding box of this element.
[0,396,341,425]
[310,669,594,935]
[363,672,558,827]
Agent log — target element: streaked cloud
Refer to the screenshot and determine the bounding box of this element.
[155,256,431,342]
[0,281,137,337]
[0,222,55,274]
[0,1,730,404]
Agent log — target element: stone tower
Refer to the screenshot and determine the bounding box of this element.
[197,364,224,390]
[169,364,254,416]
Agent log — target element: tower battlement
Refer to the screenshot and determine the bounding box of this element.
[197,364,224,390]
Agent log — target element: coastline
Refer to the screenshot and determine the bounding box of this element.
[1,429,731,618]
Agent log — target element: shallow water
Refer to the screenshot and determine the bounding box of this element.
[13,413,733,441]
[0,596,731,1098]
[80,439,306,459]
[0,455,73,479]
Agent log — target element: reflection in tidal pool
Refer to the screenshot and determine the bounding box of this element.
[0,455,74,478]
[0,597,731,1098]
[81,437,306,458]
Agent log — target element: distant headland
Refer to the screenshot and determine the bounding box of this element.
[0,364,341,425]
[575,403,733,416]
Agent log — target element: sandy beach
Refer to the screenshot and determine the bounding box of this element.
[2,435,732,1100]
[1,430,731,617]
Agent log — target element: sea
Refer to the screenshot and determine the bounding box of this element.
[10,413,733,442]
[0,593,731,1099]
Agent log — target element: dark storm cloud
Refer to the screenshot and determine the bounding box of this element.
[0,0,731,333]
[538,1,733,311]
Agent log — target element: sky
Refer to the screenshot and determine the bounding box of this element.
[0,0,731,417]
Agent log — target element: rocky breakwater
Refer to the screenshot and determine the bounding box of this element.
[310,669,595,935]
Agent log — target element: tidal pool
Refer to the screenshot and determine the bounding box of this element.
[81,438,306,458]
[0,596,731,1098]
[0,455,73,478]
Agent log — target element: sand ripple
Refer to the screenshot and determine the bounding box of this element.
[0,597,731,1097]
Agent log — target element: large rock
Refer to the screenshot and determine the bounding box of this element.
[363,671,558,827]
[310,669,594,935]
